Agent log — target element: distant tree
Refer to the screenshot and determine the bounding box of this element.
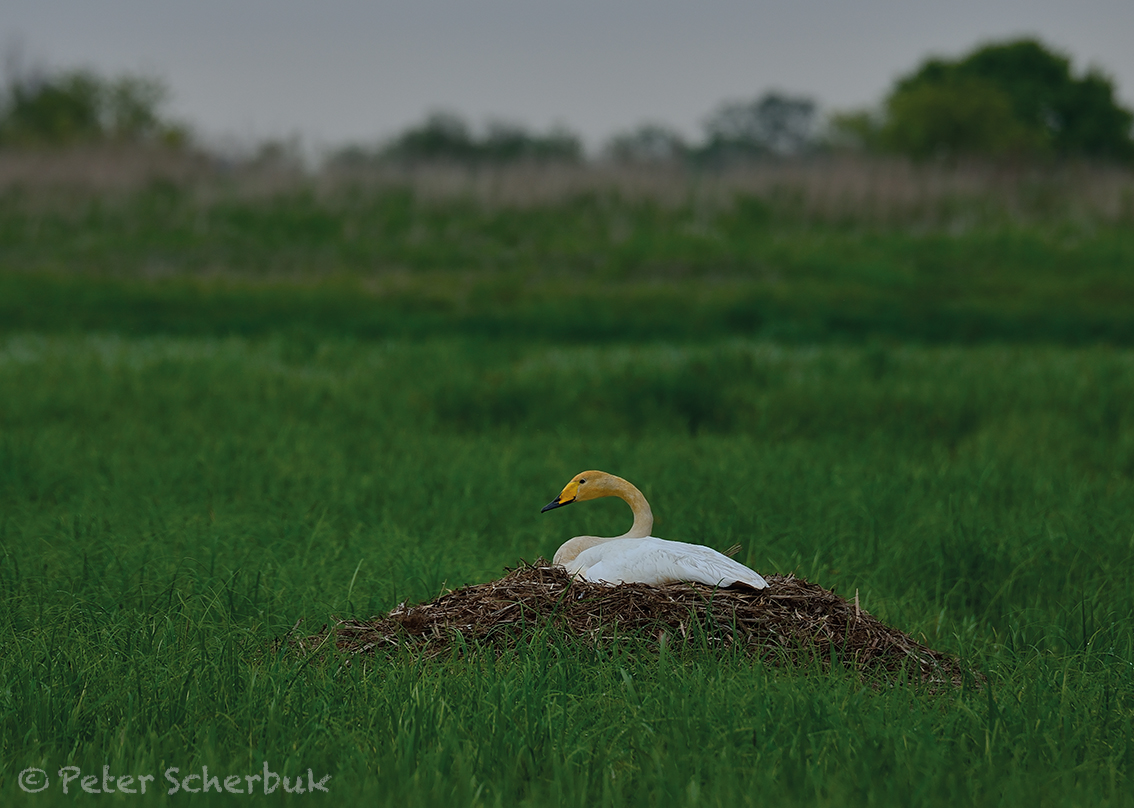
[249,136,306,172]
[881,39,1134,161]
[381,111,477,163]
[883,76,1039,159]
[603,124,688,164]
[379,111,581,165]
[0,67,185,147]
[825,109,885,152]
[0,69,102,145]
[104,75,168,140]
[481,121,581,163]
[699,92,817,162]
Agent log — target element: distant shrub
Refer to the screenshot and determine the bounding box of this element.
[0,67,188,148]
[478,121,582,163]
[603,93,819,169]
[697,92,818,163]
[340,111,582,167]
[380,112,478,163]
[825,110,885,153]
[603,124,690,165]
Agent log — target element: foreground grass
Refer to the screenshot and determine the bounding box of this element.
[2,334,1132,805]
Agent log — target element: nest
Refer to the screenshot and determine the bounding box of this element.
[296,559,971,688]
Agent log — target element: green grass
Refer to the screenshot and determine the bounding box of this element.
[1,183,1133,804]
[2,334,1133,805]
[2,185,1134,344]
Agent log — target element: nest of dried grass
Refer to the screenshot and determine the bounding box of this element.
[296,559,971,688]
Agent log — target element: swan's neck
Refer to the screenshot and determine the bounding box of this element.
[552,475,654,566]
[613,478,653,539]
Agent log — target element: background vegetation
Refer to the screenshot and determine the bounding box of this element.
[1,33,1133,808]
[2,37,1130,166]
[868,39,1134,162]
[0,67,187,149]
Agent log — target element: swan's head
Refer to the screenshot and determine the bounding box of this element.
[541,470,621,512]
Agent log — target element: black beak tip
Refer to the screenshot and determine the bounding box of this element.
[541,498,567,513]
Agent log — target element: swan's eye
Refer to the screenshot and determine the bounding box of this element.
[579,479,586,484]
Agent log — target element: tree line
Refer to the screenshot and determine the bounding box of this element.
[0,67,187,149]
[2,38,1131,164]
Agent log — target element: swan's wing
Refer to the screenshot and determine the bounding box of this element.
[661,542,769,589]
[571,540,659,584]
[576,538,768,589]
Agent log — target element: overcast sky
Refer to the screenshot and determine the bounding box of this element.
[6,0,1134,152]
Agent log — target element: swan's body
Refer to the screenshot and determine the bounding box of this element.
[542,470,768,589]
[561,536,769,589]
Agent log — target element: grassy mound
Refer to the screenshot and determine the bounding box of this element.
[300,561,970,688]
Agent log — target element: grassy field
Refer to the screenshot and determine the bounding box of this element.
[2,174,1134,345]
[2,169,1134,805]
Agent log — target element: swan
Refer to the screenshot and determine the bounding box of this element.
[541,470,769,589]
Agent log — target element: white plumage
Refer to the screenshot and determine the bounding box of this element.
[541,470,769,590]
[564,536,769,589]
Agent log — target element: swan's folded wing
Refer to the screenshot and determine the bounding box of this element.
[667,544,769,589]
[578,538,768,589]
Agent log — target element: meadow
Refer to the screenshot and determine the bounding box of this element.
[1,160,1133,805]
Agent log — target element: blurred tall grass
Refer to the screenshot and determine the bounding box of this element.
[1,146,1132,225]
[2,148,1132,348]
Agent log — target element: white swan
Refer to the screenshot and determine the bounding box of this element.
[541,470,769,589]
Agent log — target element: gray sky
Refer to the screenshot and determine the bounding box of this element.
[6,0,1134,152]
